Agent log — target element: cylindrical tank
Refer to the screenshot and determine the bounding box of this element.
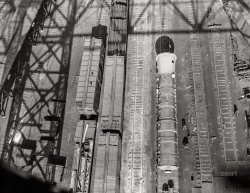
[155,36,178,172]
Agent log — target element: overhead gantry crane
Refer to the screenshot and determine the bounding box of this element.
[0,0,54,118]
[0,0,69,184]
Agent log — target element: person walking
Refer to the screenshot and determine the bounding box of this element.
[182,136,189,149]
[182,118,186,130]
[233,104,238,116]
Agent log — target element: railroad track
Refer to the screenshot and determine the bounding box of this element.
[125,0,146,192]
[185,21,201,187]
[210,27,238,162]
[128,35,144,193]
[186,2,202,187]
[187,0,213,184]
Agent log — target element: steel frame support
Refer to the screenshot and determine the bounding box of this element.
[0,0,53,117]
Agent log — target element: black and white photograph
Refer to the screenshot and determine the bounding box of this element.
[0,0,250,193]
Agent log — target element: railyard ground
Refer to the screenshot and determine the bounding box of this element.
[173,1,250,193]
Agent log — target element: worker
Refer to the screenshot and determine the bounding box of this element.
[233,104,238,116]
[182,118,186,130]
[191,175,195,185]
[182,136,189,149]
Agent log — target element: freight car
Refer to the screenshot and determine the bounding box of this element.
[90,0,127,192]
[90,56,125,193]
[71,24,107,193]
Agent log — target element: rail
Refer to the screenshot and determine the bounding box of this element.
[187,0,213,184]
[210,27,238,162]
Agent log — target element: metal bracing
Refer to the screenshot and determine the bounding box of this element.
[0,0,118,185]
[0,0,69,183]
[0,0,53,117]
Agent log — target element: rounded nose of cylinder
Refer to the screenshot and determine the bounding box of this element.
[155,36,175,55]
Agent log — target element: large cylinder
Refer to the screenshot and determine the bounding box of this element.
[156,36,178,172]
